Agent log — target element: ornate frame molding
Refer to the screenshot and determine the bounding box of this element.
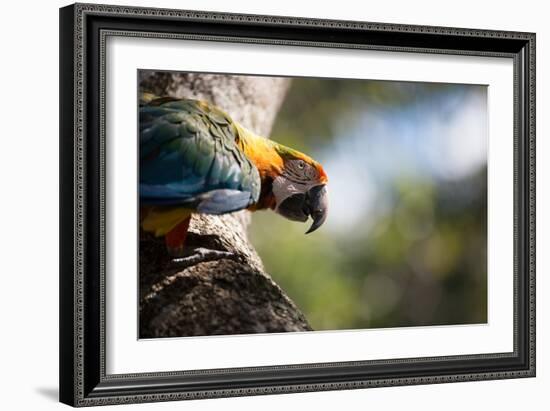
[60,3,535,407]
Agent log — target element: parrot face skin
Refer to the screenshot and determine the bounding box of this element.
[139,95,328,258]
[271,160,328,233]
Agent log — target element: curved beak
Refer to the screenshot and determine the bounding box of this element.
[305,184,328,234]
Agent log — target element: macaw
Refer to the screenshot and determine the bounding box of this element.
[139,95,328,261]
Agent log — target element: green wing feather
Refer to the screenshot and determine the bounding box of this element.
[139,97,261,214]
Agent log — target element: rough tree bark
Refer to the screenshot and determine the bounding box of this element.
[139,72,312,338]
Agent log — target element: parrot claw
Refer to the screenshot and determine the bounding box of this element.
[171,247,240,267]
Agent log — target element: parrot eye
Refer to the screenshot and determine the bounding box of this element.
[297,160,305,170]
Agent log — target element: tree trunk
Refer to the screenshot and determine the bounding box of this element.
[138,72,312,338]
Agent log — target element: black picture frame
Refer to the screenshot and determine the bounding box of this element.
[59,3,536,407]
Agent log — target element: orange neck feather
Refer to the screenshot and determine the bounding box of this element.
[235,124,284,181]
[235,124,283,211]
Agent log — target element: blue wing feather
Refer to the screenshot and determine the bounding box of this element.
[196,189,254,214]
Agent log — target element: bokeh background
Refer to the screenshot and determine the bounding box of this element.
[249,77,488,331]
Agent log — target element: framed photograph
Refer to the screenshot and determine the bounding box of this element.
[59,3,536,407]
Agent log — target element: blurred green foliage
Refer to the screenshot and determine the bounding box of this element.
[249,78,487,331]
[272,78,466,151]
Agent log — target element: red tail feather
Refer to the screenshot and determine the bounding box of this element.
[165,216,191,256]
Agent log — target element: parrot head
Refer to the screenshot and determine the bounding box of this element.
[271,145,329,234]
